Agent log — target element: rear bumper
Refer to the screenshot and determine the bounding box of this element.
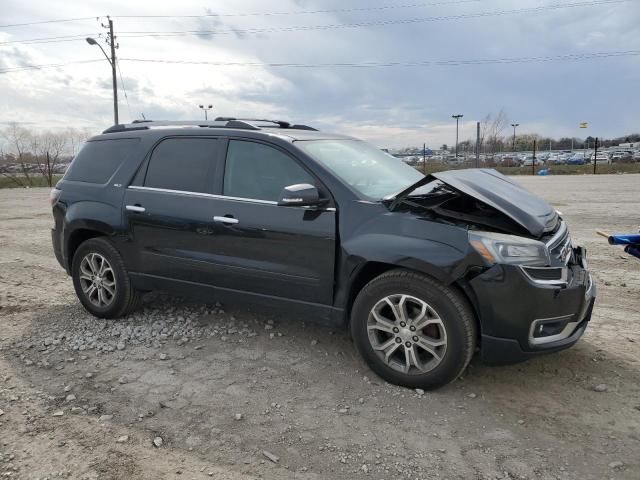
[51,228,66,271]
[469,247,596,364]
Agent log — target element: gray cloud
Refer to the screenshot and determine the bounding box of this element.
[0,0,638,146]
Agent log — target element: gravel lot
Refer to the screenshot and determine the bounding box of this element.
[0,174,639,480]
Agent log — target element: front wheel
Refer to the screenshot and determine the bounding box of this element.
[71,237,142,319]
[350,269,476,390]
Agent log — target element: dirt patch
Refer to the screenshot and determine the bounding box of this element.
[0,177,639,479]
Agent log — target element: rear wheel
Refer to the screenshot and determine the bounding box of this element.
[350,269,476,390]
[71,237,142,319]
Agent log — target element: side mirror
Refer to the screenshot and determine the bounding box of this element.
[277,183,324,207]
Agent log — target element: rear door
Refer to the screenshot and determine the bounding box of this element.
[206,138,336,305]
[123,136,225,285]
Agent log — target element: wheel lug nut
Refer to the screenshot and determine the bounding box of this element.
[405,341,412,348]
[392,327,399,333]
[395,337,402,343]
[409,326,416,331]
[400,322,406,327]
[413,336,419,342]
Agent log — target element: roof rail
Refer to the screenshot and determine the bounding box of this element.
[215,117,318,131]
[102,118,317,134]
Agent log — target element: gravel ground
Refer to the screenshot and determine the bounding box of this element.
[0,175,639,480]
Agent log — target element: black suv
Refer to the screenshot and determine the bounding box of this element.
[51,118,596,389]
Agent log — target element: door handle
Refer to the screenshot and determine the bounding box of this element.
[126,205,146,213]
[213,216,239,225]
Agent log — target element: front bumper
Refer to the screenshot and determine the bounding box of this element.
[469,247,596,364]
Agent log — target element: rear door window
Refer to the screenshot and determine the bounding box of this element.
[223,140,314,201]
[143,138,218,193]
[64,138,139,184]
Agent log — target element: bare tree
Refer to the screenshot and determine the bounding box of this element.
[487,109,508,157]
[67,127,92,156]
[0,123,35,187]
[32,131,68,187]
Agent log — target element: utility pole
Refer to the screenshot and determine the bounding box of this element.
[423,143,427,174]
[475,121,480,168]
[452,114,463,161]
[85,17,119,124]
[593,137,599,174]
[108,18,118,125]
[511,123,519,152]
[532,138,537,176]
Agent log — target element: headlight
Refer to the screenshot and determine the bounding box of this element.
[469,230,550,267]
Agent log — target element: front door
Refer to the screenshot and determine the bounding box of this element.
[206,139,336,305]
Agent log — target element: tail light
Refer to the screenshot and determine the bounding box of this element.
[49,188,62,206]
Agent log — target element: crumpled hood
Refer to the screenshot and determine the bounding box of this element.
[431,169,557,237]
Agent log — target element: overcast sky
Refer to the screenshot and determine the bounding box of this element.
[1,0,639,148]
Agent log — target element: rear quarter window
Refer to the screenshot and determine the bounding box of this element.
[64,138,140,184]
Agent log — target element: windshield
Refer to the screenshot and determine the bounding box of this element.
[296,139,426,199]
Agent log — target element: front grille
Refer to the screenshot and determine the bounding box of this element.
[545,221,572,265]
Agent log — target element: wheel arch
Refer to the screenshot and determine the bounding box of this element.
[344,262,480,337]
[64,222,114,272]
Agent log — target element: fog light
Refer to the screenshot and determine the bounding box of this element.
[533,319,567,338]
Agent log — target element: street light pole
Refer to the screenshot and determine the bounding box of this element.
[511,123,519,152]
[452,114,463,160]
[86,18,119,125]
[580,122,588,161]
[199,104,213,120]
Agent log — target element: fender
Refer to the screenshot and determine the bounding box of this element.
[335,231,472,310]
[61,200,124,270]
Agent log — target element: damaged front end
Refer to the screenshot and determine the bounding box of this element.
[385,169,595,362]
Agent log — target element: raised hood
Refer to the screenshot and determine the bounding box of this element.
[431,169,557,238]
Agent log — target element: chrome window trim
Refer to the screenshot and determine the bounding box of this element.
[128,185,278,205]
[127,185,336,211]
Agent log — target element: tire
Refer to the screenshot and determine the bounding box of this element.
[71,237,143,319]
[350,269,476,390]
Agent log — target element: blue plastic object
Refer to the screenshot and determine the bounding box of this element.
[607,233,640,245]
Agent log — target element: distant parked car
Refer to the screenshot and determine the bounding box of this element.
[522,156,544,166]
[547,153,563,165]
[611,150,633,163]
[633,151,640,162]
[567,153,585,165]
[591,152,611,164]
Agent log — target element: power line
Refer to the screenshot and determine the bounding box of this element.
[2,50,638,74]
[1,0,631,46]
[114,0,633,39]
[0,16,99,29]
[116,59,133,120]
[114,0,481,19]
[0,0,481,29]
[0,59,103,73]
[0,34,100,46]
[119,51,640,67]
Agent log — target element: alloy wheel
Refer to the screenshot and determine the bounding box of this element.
[78,253,117,308]
[367,294,447,374]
